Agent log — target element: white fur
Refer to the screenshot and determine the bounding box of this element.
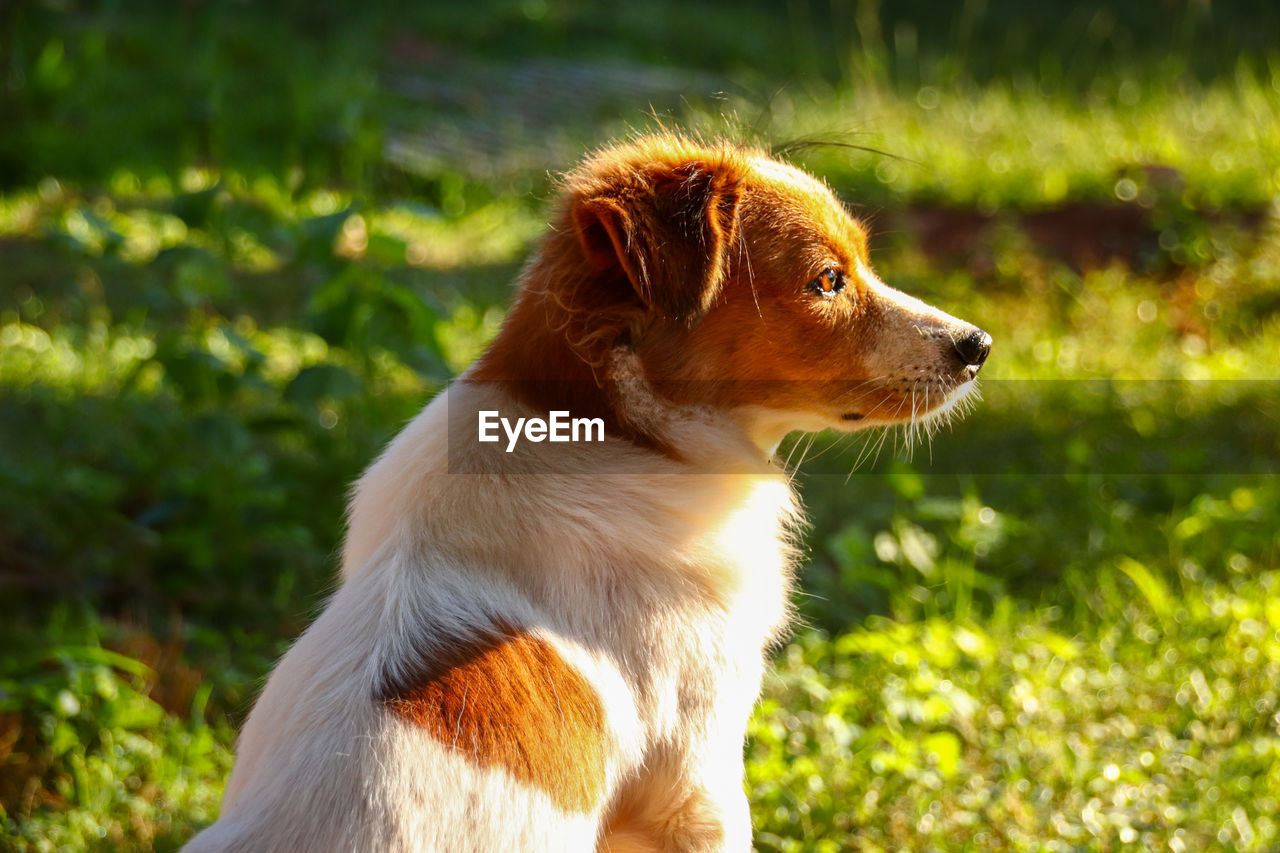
[183,375,800,852]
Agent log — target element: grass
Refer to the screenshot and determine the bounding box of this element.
[794,75,1280,210]
[2,1,1279,850]
[750,567,1280,852]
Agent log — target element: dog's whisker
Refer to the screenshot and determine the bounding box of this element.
[804,432,820,469]
[833,375,889,404]
[849,422,884,474]
[798,428,851,467]
[870,423,893,470]
[781,431,806,473]
[846,428,881,482]
[868,393,911,470]
[737,226,762,320]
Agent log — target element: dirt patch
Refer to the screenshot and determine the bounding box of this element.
[892,200,1267,276]
[1020,203,1157,269]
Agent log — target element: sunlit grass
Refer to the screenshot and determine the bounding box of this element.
[763,73,1280,209]
[751,568,1280,852]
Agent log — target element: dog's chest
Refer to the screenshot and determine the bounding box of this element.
[629,574,788,748]
[627,484,797,739]
[699,474,796,639]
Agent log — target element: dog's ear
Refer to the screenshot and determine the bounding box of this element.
[572,161,743,326]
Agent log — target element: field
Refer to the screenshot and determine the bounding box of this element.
[2,1,1279,850]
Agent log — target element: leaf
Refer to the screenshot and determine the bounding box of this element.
[101,692,166,731]
[49,645,156,679]
[171,183,223,229]
[1116,556,1173,622]
[922,731,962,777]
[284,364,363,407]
[297,207,356,261]
[895,520,938,576]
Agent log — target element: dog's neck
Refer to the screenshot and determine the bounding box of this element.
[470,238,789,465]
[469,280,631,440]
[470,245,701,458]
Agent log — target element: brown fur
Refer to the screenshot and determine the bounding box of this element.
[381,626,608,814]
[471,144,752,451]
[598,761,728,853]
[474,134,981,453]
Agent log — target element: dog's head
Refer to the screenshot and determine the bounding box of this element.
[492,135,990,453]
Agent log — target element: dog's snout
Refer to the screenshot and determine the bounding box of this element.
[953,328,992,368]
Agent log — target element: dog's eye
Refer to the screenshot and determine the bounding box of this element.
[807,267,845,298]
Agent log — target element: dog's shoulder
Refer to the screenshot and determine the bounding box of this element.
[377,620,608,813]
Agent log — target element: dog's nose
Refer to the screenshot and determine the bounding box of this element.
[953,328,992,368]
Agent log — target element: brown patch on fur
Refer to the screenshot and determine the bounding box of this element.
[381,625,607,813]
[573,160,742,325]
[597,765,727,853]
[471,140,749,454]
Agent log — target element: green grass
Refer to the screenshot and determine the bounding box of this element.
[750,567,1280,852]
[3,1,1280,850]
[1,621,234,851]
[776,74,1280,210]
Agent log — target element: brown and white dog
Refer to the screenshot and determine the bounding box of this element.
[184,135,989,852]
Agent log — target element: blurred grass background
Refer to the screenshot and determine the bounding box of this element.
[2,1,1279,850]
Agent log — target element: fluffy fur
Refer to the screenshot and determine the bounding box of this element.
[184,134,989,852]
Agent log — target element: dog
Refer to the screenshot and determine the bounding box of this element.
[183,134,989,852]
